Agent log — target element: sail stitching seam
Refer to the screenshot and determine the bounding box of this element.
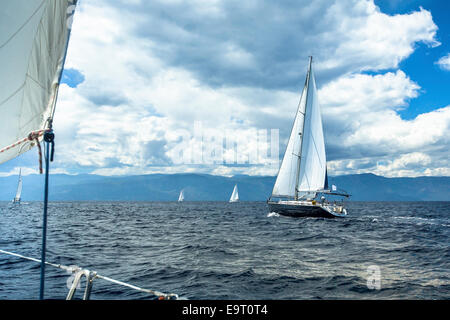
[0,82,26,108]
[0,1,46,49]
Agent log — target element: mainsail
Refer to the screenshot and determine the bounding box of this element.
[178,190,185,202]
[13,169,23,203]
[229,184,239,202]
[0,0,78,299]
[0,0,76,164]
[271,57,327,200]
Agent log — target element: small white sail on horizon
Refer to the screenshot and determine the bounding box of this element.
[271,57,327,200]
[229,184,239,203]
[178,190,185,202]
[13,169,23,203]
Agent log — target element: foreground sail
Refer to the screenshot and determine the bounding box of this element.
[178,190,185,202]
[12,169,23,203]
[268,57,349,218]
[0,0,78,299]
[0,0,76,164]
[229,184,239,203]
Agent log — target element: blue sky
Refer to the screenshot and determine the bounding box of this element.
[374,0,450,120]
[1,0,449,178]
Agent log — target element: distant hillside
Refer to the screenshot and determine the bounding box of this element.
[0,173,448,201]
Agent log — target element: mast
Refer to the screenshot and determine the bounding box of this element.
[0,0,78,299]
[294,56,312,200]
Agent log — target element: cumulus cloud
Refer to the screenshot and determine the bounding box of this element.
[110,0,439,90]
[2,0,447,178]
[436,53,450,71]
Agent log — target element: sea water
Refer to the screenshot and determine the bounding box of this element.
[0,201,448,299]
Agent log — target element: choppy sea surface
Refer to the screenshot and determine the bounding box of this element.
[0,201,449,300]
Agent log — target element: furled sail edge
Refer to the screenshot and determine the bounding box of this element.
[294,56,312,200]
[296,59,327,194]
[48,0,78,128]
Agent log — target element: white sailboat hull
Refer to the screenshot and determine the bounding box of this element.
[267,200,347,218]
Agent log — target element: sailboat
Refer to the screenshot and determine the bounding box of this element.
[178,189,185,202]
[229,184,239,203]
[12,169,23,204]
[0,1,179,301]
[0,0,79,298]
[267,57,350,218]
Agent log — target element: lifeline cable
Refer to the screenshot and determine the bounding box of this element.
[0,249,179,300]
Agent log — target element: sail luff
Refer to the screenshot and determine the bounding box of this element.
[49,1,77,126]
[294,56,312,200]
[271,57,327,199]
[0,0,79,300]
[297,59,327,194]
[271,61,309,198]
[0,0,76,165]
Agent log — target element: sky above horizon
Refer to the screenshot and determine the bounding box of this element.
[1,0,449,178]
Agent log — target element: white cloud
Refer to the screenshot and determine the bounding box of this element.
[318,70,436,155]
[436,53,450,71]
[49,1,450,177]
[0,166,69,177]
[112,0,439,89]
[2,0,447,178]
[328,4,440,72]
[318,69,450,177]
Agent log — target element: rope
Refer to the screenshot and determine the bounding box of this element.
[0,249,179,300]
[30,132,44,174]
[0,129,47,174]
[95,274,178,300]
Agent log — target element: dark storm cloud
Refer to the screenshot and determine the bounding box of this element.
[87,92,129,107]
[106,0,363,91]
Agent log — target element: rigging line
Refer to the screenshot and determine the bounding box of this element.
[0,0,46,50]
[0,249,179,300]
[295,56,312,200]
[52,1,79,122]
[309,132,325,169]
[0,82,26,108]
[0,130,46,154]
[26,72,50,92]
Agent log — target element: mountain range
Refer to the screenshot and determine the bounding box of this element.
[0,173,448,201]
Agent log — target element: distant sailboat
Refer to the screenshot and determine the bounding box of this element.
[229,184,239,203]
[12,169,23,204]
[267,57,350,218]
[178,190,185,202]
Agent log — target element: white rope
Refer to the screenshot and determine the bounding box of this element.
[95,274,178,299]
[0,249,179,300]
